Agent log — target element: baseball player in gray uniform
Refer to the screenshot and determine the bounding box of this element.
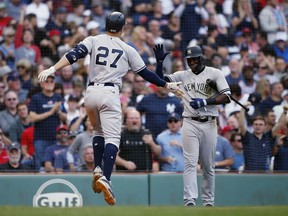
[38,12,182,206]
[154,45,231,206]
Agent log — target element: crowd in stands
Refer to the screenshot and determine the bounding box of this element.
[0,0,288,173]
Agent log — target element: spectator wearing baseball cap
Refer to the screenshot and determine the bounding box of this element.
[156,113,184,172]
[86,20,100,36]
[274,32,288,64]
[43,124,70,173]
[7,73,28,103]
[0,142,32,172]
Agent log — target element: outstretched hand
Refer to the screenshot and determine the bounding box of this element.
[153,44,170,63]
[38,66,56,82]
[165,82,184,98]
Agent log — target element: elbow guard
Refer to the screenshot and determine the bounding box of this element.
[65,44,88,64]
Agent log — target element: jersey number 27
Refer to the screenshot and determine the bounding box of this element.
[95,46,123,68]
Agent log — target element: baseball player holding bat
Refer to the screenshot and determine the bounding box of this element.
[154,44,231,206]
[38,12,183,206]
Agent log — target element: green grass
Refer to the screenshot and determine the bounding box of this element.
[1,206,288,216]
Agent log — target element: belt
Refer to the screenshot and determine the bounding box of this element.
[88,82,114,87]
[188,116,216,122]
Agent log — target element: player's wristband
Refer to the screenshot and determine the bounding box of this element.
[206,98,216,105]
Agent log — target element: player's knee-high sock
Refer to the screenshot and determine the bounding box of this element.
[103,143,118,181]
[92,136,105,168]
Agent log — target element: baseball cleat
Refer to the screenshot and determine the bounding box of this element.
[96,176,116,205]
[92,166,103,193]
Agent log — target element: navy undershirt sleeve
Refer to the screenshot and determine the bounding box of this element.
[138,68,166,87]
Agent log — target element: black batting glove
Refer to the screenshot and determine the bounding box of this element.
[153,44,170,63]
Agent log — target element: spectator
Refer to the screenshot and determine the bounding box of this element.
[224,84,249,118]
[238,65,257,94]
[20,126,34,169]
[128,74,152,107]
[255,78,270,101]
[259,0,288,44]
[55,65,74,96]
[259,82,284,115]
[273,134,288,172]
[0,132,8,165]
[86,20,100,36]
[91,2,110,33]
[16,58,34,92]
[77,145,94,172]
[215,135,234,170]
[115,109,161,172]
[45,6,68,36]
[0,142,31,172]
[67,116,93,170]
[137,85,183,137]
[66,1,85,26]
[128,26,153,65]
[29,75,64,171]
[7,73,28,103]
[40,29,61,63]
[253,62,278,84]
[174,0,208,50]
[44,125,70,173]
[264,109,277,133]
[6,0,24,21]
[14,28,41,66]
[273,57,288,81]
[0,90,19,136]
[225,58,243,85]
[0,78,6,111]
[25,0,50,28]
[273,32,288,64]
[64,95,80,126]
[156,113,184,172]
[54,132,77,173]
[9,102,32,143]
[69,103,87,133]
[0,27,16,69]
[230,132,244,172]
[231,0,258,34]
[237,104,284,172]
[0,3,12,36]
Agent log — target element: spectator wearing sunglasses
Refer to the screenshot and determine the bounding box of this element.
[230,132,244,172]
[0,90,19,137]
[156,113,184,172]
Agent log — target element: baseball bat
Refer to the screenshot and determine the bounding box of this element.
[206,79,250,112]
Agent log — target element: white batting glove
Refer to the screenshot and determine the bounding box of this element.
[165,82,184,98]
[165,81,182,90]
[38,66,56,82]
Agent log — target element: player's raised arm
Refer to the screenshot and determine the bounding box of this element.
[38,43,89,82]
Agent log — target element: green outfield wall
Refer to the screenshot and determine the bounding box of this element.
[0,173,287,207]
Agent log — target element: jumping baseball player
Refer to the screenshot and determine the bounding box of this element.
[38,12,183,206]
[154,45,231,206]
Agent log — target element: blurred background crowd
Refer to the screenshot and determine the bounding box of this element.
[0,0,288,174]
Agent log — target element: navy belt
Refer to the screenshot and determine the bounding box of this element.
[188,116,216,122]
[88,82,114,87]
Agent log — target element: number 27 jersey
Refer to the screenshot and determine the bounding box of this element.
[80,34,146,86]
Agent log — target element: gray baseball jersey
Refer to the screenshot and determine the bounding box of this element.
[80,34,146,86]
[166,66,231,117]
[82,34,146,148]
[166,66,230,206]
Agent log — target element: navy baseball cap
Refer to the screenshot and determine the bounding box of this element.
[167,113,181,121]
[8,142,21,151]
[7,73,20,81]
[68,95,79,102]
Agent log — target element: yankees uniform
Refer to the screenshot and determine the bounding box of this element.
[38,12,182,206]
[159,45,230,206]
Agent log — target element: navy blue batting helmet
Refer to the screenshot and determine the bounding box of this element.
[105,12,126,33]
[185,45,203,59]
